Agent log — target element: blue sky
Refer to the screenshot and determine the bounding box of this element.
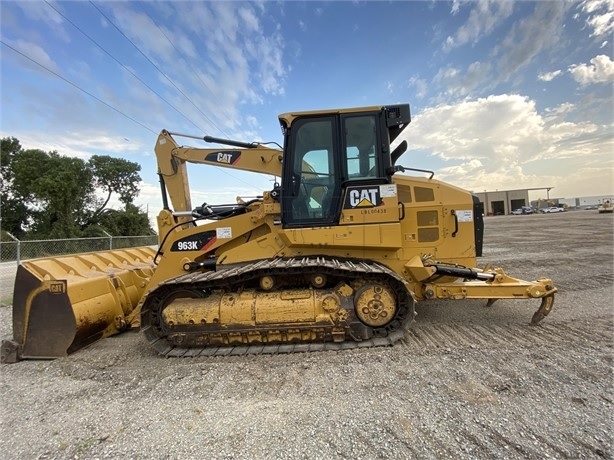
[1,1,613,220]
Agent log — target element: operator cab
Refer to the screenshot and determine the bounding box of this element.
[279,104,411,228]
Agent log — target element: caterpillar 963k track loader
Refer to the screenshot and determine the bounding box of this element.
[1,104,557,362]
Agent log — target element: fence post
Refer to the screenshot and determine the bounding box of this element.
[101,229,113,250]
[6,232,20,264]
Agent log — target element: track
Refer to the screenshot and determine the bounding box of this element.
[140,257,415,357]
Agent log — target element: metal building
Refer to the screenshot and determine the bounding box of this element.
[473,187,553,216]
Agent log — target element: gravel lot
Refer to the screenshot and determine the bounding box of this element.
[1,211,612,459]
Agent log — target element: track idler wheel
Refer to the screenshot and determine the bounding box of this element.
[354,284,397,327]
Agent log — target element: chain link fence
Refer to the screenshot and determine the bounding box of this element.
[0,235,158,305]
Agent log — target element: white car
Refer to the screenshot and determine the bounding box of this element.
[543,206,565,213]
[511,207,534,215]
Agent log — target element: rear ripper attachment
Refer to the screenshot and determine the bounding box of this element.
[140,257,416,357]
[404,256,557,325]
[1,247,156,363]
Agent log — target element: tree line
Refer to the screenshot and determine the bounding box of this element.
[1,136,155,240]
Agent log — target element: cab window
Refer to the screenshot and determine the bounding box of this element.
[344,115,378,179]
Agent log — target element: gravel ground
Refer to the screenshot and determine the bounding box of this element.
[1,211,612,459]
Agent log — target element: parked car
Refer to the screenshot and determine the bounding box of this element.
[543,206,565,213]
[511,207,533,215]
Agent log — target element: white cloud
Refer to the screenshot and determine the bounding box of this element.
[0,129,145,160]
[100,1,287,135]
[450,0,462,15]
[538,70,562,82]
[443,0,514,51]
[431,62,492,100]
[405,94,543,162]
[238,6,260,33]
[66,133,145,155]
[407,76,428,99]
[543,102,575,123]
[438,158,484,177]
[546,161,614,197]
[5,38,60,73]
[15,1,70,42]
[465,61,492,89]
[578,0,614,37]
[568,54,614,85]
[495,2,570,80]
[395,94,613,195]
[434,67,460,82]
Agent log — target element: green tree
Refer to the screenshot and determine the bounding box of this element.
[85,155,151,235]
[11,149,94,237]
[88,155,141,212]
[1,136,152,238]
[0,137,29,238]
[96,203,155,236]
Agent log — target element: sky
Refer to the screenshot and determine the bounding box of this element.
[1,0,613,224]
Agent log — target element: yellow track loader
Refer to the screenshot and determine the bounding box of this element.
[1,104,556,363]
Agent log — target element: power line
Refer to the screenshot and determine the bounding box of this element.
[0,40,157,135]
[89,1,224,137]
[4,6,270,193]
[139,2,235,138]
[84,2,270,192]
[3,38,271,193]
[44,0,206,134]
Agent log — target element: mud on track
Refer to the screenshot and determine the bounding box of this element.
[0,211,612,459]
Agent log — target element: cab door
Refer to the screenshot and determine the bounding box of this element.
[281,116,341,228]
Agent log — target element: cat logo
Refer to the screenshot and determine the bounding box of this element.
[205,151,241,165]
[49,281,67,294]
[217,153,233,164]
[344,186,382,208]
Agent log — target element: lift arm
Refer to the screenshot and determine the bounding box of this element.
[155,130,283,214]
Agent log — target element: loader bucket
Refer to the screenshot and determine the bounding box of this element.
[1,247,156,363]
